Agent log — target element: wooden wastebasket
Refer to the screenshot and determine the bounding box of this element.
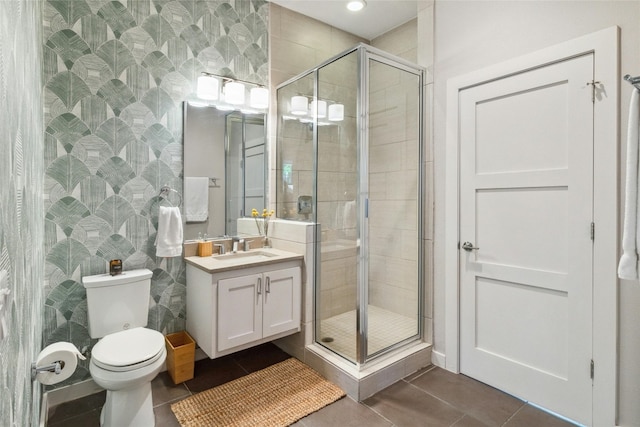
[165,331,195,384]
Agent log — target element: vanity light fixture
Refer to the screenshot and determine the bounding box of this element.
[347,0,366,12]
[196,71,268,111]
[290,96,344,123]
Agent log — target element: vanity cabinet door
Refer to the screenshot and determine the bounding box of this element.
[217,273,263,351]
[262,267,301,338]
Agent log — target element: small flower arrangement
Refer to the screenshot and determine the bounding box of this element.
[252,208,275,237]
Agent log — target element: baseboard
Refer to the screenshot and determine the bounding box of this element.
[431,349,446,368]
[44,378,104,408]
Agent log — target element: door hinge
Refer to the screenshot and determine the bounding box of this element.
[587,80,601,103]
[590,359,595,379]
[590,222,595,240]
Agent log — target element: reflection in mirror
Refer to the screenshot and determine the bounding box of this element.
[226,114,266,236]
[183,102,266,239]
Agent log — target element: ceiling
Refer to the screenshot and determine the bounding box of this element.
[269,0,419,41]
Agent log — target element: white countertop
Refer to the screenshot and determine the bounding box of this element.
[185,247,303,274]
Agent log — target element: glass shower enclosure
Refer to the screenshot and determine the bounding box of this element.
[276,44,425,366]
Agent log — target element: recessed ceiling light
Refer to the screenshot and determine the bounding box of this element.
[347,0,366,12]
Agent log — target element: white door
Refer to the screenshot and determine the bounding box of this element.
[263,267,301,337]
[459,54,594,424]
[218,273,263,351]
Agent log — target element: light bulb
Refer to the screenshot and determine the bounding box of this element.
[250,87,269,109]
[347,0,366,12]
[310,100,327,118]
[291,96,309,115]
[225,81,245,105]
[197,75,219,100]
[328,103,344,121]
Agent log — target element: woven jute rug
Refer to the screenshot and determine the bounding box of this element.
[170,358,345,427]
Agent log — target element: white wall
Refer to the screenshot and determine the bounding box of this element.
[432,1,640,425]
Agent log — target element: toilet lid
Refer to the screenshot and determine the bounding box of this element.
[92,327,164,369]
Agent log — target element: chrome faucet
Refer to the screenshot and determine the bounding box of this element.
[214,243,225,255]
[232,236,248,252]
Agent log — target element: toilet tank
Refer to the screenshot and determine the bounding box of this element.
[82,269,153,338]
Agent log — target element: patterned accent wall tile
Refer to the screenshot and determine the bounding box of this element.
[0,0,45,424]
[43,0,269,388]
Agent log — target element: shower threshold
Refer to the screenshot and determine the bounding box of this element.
[305,340,431,401]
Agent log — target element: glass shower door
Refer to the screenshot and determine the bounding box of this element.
[276,45,425,366]
[315,49,422,364]
[315,51,359,363]
[364,55,422,358]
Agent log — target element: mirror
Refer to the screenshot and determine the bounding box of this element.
[183,102,267,239]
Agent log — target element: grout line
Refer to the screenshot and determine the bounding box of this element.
[152,394,191,409]
[448,413,468,427]
[501,402,527,426]
[360,400,397,426]
[403,363,437,382]
[183,380,193,394]
[234,358,253,375]
[403,380,464,412]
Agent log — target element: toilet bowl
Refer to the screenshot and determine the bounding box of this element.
[82,269,166,426]
[89,327,166,427]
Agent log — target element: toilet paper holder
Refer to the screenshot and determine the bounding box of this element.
[31,360,64,381]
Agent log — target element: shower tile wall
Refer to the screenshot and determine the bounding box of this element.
[269,2,366,214]
[0,0,45,424]
[316,52,359,320]
[369,20,420,319]
[270,4,366,322]
[273,12,425,324]
[42,0,268,388]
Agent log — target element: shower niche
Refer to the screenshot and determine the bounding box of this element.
[276,44,430,397]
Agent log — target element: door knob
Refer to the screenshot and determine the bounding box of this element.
[461,241,480,251]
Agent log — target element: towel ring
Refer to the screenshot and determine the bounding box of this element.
[159,185,182,207]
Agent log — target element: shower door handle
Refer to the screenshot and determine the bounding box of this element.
[461,242,480,251]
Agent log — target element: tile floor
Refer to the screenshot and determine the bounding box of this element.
[47,343,576,427]
[320,305,417,360]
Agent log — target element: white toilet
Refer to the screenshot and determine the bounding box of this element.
[82,269,167,427]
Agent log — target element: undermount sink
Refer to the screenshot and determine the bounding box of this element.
[212,250,278,262]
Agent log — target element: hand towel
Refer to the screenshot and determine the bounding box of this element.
[185,177,209,222]
[155,206,183,257]
[618,89,640,279]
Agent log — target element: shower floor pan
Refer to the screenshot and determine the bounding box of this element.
[319,305,417,361]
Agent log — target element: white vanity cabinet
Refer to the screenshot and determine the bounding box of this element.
[217,267,301,351]
[186,255,302,359]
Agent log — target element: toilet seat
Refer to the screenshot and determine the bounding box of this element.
[92,327,165,372]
